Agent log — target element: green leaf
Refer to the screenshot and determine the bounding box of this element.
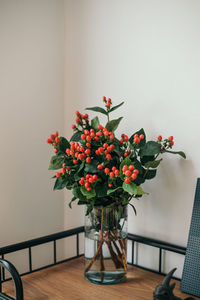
[106,117,123,132]
[49,156,64,170]
[129,203,137,215]
[80,186,96,199]
[163,150,186,159]
[140,155,155,165]
[78,199,88,205]
[145,169,157,180]
[84,160,98,173]
[144,159,162,169]
[136,186,148,196]
[107,186,123,195]
[70,131,82,142]
[86,106,107,115]
[69,196,77,208]
[122,182,137,194]
[130,128,146,147]
[109,102,124,113]
[91,116,100,129]
[57,137,70,153]
[53,177,68,190]
[140,141,161,157]
[72,187,86,201]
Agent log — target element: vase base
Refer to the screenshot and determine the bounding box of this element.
[85,270,126,285]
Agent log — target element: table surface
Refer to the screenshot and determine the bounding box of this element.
[2,257,199,300]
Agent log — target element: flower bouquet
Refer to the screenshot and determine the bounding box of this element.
[47,97,185,284]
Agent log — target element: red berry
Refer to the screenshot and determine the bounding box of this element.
[131,173,137,180]
[86,157,91,163]
[108,183,112,188]
[129,165,134,171]
[134,137,140,144]
[81,134,86,140]
[104,168,110,174]
[50,134,55,140]
[97,164,103,170]
[98,147,104,153]
[56,172,60,178]
[106,154,111,160]
[125,170,132,177]
[55,137,60,143]
[125,177,131,184]
[104,130,109,136]
[76,118,80,124]
[61,168,66,173]
[106,103,111,108]
[124,135,129,142]
[95,150,100,155]
[89,178,94,183]
[124,152,128,157]
[72,125,76,129]
[46,138,51,144]
[122,165,128,172]
[102,96,106,101]
[86,136,92,142]
[75,152,79,158]
[114,170,120,176]
[97,124,103,130]
[96,131,103,137]
[169,136,174,142]
[86,175,90,179]
[85,149,91,155]
[80,146,85,152]
[85,182,90,188]
[120,139,124,144]
[134,134,139,138]
[133,169,139,175]
[93,175,98,181]
[83,114,88,119]
[104,150,109,155]
[87,187,92,191]
[78,154,83,160]
[86,143,91,148]
[94,136,99,141]
[75,111,80,116]
[110,144,115,151]
[84,129,89,135]
[170,141,174,146]
[62,163,66,167]
[140,134,144,140]
[73,159,78,164]
[107,146,111,152]
[109,172,115,178]
[90,132,95,138]
[158,135,162,141]
[54,149,58,153]
[55,131,59,136]
[103,143,108,148]
[110,134,114,140]
[112,166,117,171]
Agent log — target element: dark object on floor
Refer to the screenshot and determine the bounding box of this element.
[153,268,194,300]
[181,178,200,297]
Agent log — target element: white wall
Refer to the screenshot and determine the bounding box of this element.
[0,0,65,271]
[64,0,200,276]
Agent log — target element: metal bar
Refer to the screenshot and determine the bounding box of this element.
[1,257,5,282]
[28,247,32,272]
[132,241,134,265]
[53,241,56,264]
[128,233,186,255]
[159,248,162,273]
[0,226,84,256]
[0,265,2,293]
[76,234,79,257]
[0,292,15,300]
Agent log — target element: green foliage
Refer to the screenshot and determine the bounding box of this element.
[145,169,157,180]
[109,102,124,113]
[144,159,163,169]
[57,137,70,153]
[86,106,107,115]
[49,156,64,170]
[130,128,146,147]
[53,177,68,190]
[105,117,123,132]
[91,116,100,129]
[122,182,137,194]
[80,186,96,199]
[70,131,82,142]
[84,160,99,173]
[163,150,186,159]
[140,141,161,156]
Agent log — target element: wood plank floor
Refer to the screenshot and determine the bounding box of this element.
[2,257,199,300]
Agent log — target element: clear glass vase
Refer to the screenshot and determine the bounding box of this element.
[84,205,128,285]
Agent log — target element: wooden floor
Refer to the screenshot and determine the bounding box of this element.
[2,257,199,300]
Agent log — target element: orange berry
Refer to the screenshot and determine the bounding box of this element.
[86,157,91,163]
[86,136,92,142]
[108,183,112,188]
[109,172,115,178]
[56,172,60,178]
[131,173,137,180]
[125,170,132,177]
[125,177,131,184]
[106,154,111,160]
[54,149,58,153]
[81,134,86,140]
[104,168,110,174]
[114,170,120,176]
[86,143,91,148]
[122,165,128,172]
[97,164,103,170]
[103,143,108,148]
[139,134,144,140]
[133,169,139,175]
[129,165,134,171]
[93,175,98,181]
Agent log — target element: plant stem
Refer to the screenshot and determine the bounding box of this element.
[143,153,160,179]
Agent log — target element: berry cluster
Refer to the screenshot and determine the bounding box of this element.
[66,141,91,164]
[157,135,174,147]
[56,163,70,178]
[120,134,129,144]
[104,166,120,178]
[72,111,89,129]
[102,96,112,109]
[133,133,144,144]
[81,125,114,142]
[79,174,98,191]
[46,131,60,153]
[95,143,115,160]
[122,165,139,184]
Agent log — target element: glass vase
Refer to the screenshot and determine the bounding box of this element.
[84,205,128,285]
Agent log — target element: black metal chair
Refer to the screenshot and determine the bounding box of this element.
[0,259,23,300]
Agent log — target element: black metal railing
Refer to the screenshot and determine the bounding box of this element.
[0,226,186,298]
